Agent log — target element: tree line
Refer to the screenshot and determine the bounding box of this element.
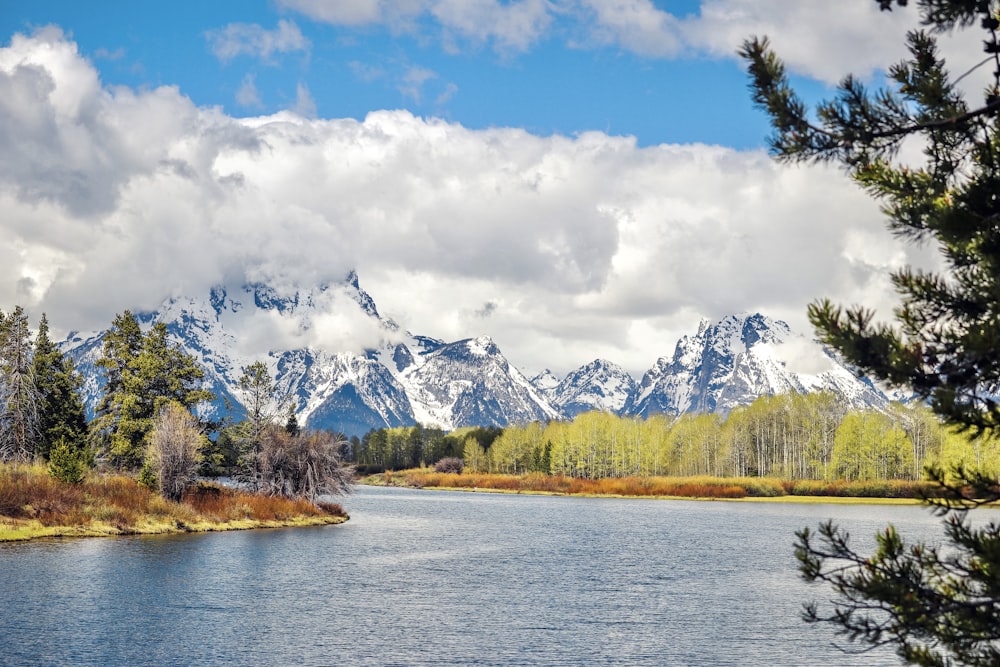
[0,308,351,501]
[352,392,998,482]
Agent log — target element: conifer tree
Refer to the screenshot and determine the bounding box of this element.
[32,314,88,461]
[742,1,1000,663]
[233,361,283,489]
[0,306,40,461]
[284,405,300,437]
[742,0,1000,434]
[95,310,143,420]
[94,313,213,468]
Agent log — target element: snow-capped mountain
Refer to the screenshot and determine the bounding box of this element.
[381,336,560,429]
[622,313,887,418]
[61,274,558,435]
[539,359,637,418]
[61,277,892,436]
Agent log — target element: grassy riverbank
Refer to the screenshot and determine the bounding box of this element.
[364,469,939,503]
[0,464,348,542]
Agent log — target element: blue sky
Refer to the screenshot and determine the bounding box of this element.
[2,0,783,148]
[0,2,973,376]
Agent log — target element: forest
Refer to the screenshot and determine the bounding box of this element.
[0,306,351,508]
[4,302,997,499]
[352,392,997,482]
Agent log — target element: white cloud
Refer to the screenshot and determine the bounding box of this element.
[236,73,263,108]
[277,0,988,96]
[292,82,317,117]
[206,20,311,63]
[223,284,404,358]
[398,65,436,103]
[277,0,388,27]
[435,81,458,106]
[349,60,386,83]
[574,0,684,57]
[678,1,907,82]
[280,0,553,54]
[0,29,941,378]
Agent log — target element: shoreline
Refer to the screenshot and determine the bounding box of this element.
[0,464,351,544]
[359,481,927,505]
[0,514,347,543]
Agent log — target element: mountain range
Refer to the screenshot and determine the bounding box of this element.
[60,273,889,436]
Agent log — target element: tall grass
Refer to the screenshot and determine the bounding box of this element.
[0,463,347,539]
[375,469,934,500]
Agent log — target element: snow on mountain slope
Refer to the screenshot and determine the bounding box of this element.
[62,275,560,435]
[61,277,892,436]
[387,335,561,430]
[542,359,637,418]
[623,313,886,418]
[61,276,412,433]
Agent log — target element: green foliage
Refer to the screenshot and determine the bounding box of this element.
[345,398,985,487]
[797,487,1000,666]
[743,1,1000,662]
[32,314,88,461]
[233,361,282,488]
[137,461,157,491]
[47,437,88,485]
[93,313,214,469]
[284,406,299,436]
[0,306,40,462]
[831,412,914,481]
[742,1,1000,435]
[462,436,488,472]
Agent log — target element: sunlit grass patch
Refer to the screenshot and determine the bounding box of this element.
[0,463,348,542]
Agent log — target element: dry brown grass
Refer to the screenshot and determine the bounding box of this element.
[0,463,348,541]
[182,483,346,521]
[780,478,937,498]
[372,469,932,500]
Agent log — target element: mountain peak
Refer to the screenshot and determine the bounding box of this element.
[60,280,888,436]
[623,312,885,419]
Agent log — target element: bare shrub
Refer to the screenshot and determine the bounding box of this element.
[258,427,353,501]
[434,457,464,474]
[147,402,204,501]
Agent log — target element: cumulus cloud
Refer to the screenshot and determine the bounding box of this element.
[0,29,940,378]
[220,283,404,358]
[680,0,912,83]
[206,20,311,63]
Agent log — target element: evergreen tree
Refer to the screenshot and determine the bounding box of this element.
[94,313,213,468]
[47,437,87,485]
[32,314,88,461]
[95,311,142,421]
[234,361,283,489]
[284,405,299,437]
[742,1,1000,663]
[0,306,40,462]
[742,1,1000,434]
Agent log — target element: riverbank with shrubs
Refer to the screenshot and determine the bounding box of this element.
[364,468,942,502]
[0,464,348,542]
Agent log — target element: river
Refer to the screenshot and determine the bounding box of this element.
[0,486,963,665]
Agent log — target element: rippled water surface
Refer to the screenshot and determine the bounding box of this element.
[1,487,962,665]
